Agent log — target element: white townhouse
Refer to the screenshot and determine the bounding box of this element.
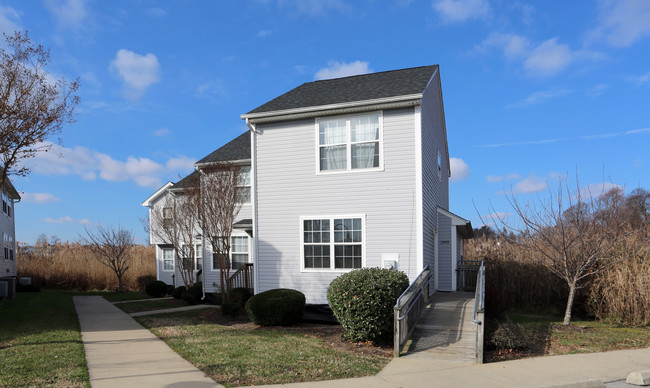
[143,65,473,304]
[1,177,20,297]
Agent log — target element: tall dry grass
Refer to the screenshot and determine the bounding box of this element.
[467,233,650,325]
[17,242,155,291]
[589,234,650,326]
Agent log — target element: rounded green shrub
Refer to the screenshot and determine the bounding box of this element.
[136,275,156,291]
[181,292,199,305]
[490,321,529,350]
[230,287,252,307]
[145,280,168,298]
[171,286,186,299]
[188,282,203,299]
[327,268,409,342]
[245,288,305,326]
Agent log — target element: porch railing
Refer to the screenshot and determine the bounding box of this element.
[473,261,485,363]
[456,259,482,292]
[393,265,432,357]
[229,263,254,292]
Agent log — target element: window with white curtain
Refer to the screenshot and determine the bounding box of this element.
[317,113,382,172]
[162,248,174,271]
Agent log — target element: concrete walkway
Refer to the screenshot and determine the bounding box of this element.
[73,296,221,388]
[247,347,650,388]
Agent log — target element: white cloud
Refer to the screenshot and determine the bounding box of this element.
[476,32,530,60]
[314,60,372,80]
[0,6,21,37]
[21,192,61,204]
[145,8,166,18]
[196,79,227,99]
[23,141,195,189]
[257,30,272,38]
[432,0,490,23]
[44,216,93,225]
[580,182,623,199]
[109,49,161,101]
[44,0,88,31]
[476,34,582,77]
[277,0,348,16]
[513,176,547,194]
[628,71,650,86]
[586,84,609,97]
[487,173,521,183]
[590,0,650,47]
[154,128,171,137]
[506,88,571,108]
[449,157,470,182]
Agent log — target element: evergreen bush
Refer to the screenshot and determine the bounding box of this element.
[145,280,168,298]
[327,268,409,342]
[245,288,305,326]
[171,286,186,299]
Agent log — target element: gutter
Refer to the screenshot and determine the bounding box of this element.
[241,94,423,124]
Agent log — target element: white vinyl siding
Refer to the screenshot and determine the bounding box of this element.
[0,184,17,277]
[255,108,418,304]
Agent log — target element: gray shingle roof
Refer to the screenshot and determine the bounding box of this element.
[196,132,251,165]
[246,65,438,115]
[172,170,199,190]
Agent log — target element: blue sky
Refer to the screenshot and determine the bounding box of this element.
[4,0,649,244]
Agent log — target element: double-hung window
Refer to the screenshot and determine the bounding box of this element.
[1,191,7,214]
[238,167,251,204]
[318,113,382,172]
[162,207,172,229]
[162,248,174,271]
[195,244,203,271]
[212,236,249,270]
[302,216,364,270]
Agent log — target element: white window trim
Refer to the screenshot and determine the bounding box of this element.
[238,166,252,205]
[314,111,384,175]
[300,214,367,273]
[161,247,175,272]
[210,234,251,271]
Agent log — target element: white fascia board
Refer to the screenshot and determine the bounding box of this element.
[195,159,252,168]
[437,207,469,226]
[141,182,174,207]
[240,94,423,121]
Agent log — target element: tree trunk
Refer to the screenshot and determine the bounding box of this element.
[563,281,577,325]
[117,274,124,293]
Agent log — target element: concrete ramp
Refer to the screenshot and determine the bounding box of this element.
[402,292,478,363]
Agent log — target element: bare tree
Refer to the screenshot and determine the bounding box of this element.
[0,31,80,190]
[80,225,135,293]
[148,184,201,288]
[192,163,244,297]
[496,178,644,325]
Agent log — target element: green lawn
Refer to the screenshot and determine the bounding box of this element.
[485,312,650,362]
[136,309,391,387]
[77,290,149,302]
[0,290,89,387]
[114,298,189,313]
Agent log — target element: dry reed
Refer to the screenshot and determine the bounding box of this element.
[17,242,155,291]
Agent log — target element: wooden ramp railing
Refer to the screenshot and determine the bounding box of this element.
[229,263,254,292]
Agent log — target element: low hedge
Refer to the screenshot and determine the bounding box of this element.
[245,288,305,326]
[327,268,409,342]
[145,280,168,298]
[171,286,186,299]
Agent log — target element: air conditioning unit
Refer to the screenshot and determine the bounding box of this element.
[382,253,399,271]
[0,281,7,298]
[19,277,31,286]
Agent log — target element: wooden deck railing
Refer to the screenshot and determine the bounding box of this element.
[456,259,482,292]
[229,263,254,292]
[393,265,432,357]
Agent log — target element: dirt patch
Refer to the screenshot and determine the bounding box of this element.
[198,309,392,358]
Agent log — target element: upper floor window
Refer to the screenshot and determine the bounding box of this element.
[1,191,7,215]
[317,113,382,173]
[238,167,251,204]
[162,207,172,229]
[437,151,442,181]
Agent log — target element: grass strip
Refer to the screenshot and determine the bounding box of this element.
[136,310,389,387]
[114,298,189,313]
[0,290,89,387]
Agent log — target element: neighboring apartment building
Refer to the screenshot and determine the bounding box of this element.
[1,177,20,297]
[143,65,472,304]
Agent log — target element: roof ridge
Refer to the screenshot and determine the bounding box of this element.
[308,64,437,83]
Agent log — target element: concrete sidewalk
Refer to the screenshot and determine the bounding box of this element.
[248,347,650,388]
[74,296,221,388]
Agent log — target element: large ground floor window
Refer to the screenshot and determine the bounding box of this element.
[302,216,364,271]
[162,248,174,271]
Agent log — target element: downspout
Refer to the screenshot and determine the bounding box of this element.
[245,118,260,295]
[201,235,206,301]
